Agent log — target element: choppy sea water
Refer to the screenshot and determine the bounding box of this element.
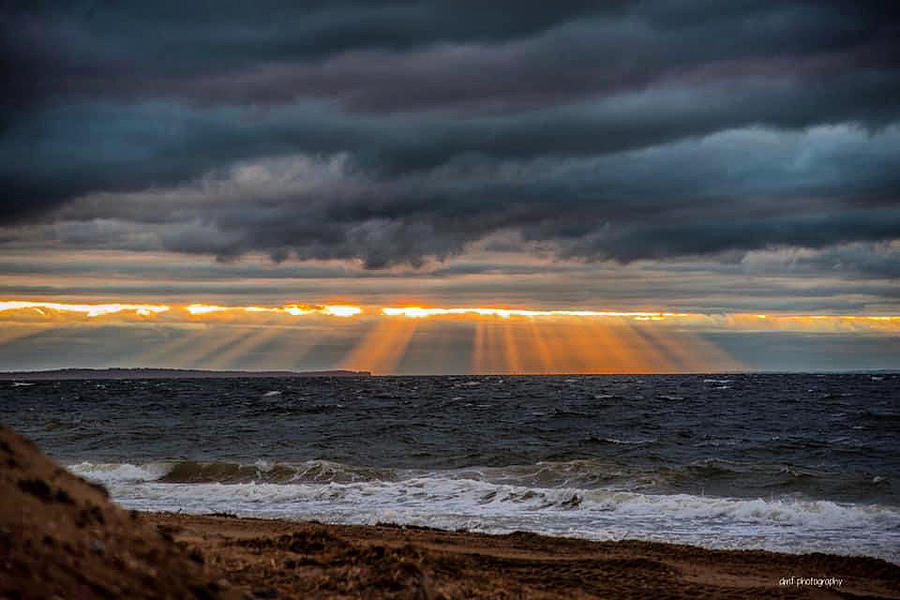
[2,374,898,561]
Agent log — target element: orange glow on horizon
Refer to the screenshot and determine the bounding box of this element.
[381,306,694,319]
[185,303,363,317]
[186,304,229,315]
[0,301,169,317]
[1,299,897,328]
[1,298,896,374]
[321,305,363,317]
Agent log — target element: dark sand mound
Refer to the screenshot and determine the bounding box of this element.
[0,426,234,599]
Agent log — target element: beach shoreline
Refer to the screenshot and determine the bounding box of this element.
[3,423,899,598]
[142,511,900,599]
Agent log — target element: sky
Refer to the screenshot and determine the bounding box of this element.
[1,0,898,373]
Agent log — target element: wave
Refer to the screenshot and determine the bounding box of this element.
[584,436,656,446]
[69,461,171,482]
[66,457,691,489]
[70,461,900,526]
[67,457,894,502]
[67,463,900,561]
[69,459,395,485]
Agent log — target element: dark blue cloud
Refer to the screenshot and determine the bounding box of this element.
[2,0,899,271]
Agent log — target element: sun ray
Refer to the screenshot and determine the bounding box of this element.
[525,319,559,374]
[483,320,500,373]
[472,321,487,374]
[620,320,679,372]
[502,320,524,373]
[227,326,318,372]
[339,318,419,374]
[143,326,251,369]
[188,327,260,368]
[0,324,59,347]
[206,322,285,370]
[132,326,210,367]
[637,324,741,372]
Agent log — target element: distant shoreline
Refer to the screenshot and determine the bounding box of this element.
[0,367,371,380]
[1,368,898,380]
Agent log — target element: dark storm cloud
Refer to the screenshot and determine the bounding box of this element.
[5,1,895,108]
[23,123,895,268]
[1,0,605,110]
[548,209,900,262]
[109,10,900,114]
[2,0,899,269]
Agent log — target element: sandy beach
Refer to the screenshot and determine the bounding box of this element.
[3,425,899,599]
[144,512,900,599]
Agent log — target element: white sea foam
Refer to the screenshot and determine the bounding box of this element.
[69,462,900,561]
[69,461,170,483]
[598,437,656,445]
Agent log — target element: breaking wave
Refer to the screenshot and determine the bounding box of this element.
[68,456,891,501]
[68,459,900,561]
[69,459,395,484]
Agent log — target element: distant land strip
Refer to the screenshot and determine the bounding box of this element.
[0,368,371,381]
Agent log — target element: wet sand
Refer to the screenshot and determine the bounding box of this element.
[2,424,899,599]
[145,512,900,599]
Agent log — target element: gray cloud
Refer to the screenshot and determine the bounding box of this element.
[1,0,899,286]
[11,124,890,269]
[7,1,896,108]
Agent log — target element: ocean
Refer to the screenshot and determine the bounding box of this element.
[2,373,898,562]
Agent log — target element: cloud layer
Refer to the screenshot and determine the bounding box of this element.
[2,1,899,293]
